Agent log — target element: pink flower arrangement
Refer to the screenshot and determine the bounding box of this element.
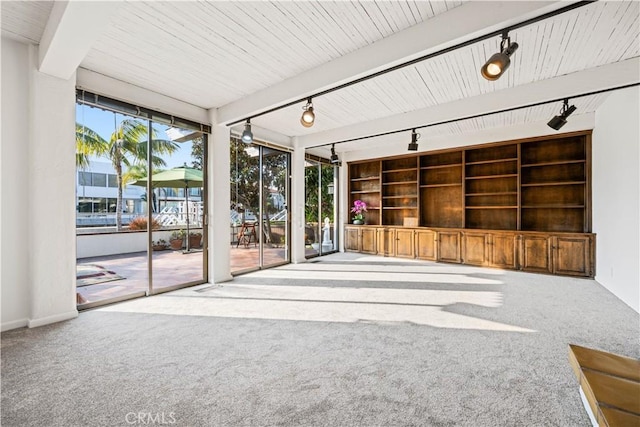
[351,199,367,222]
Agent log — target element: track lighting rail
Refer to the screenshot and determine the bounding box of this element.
[309,82,640,149]
[227,0,596,127]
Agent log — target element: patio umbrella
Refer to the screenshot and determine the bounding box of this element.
[132,165,203,251]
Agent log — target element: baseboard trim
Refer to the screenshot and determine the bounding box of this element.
[1,318,29,332]
[28,310,78,328]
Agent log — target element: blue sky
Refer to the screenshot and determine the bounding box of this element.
[76,104,196,169]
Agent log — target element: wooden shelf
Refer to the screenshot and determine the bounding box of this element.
[383,195,417,199]
[420,164,462,170]
[465,206,518,209]
[383,181,418,185]
[383,167,417,173]
[420,183,461,188]
[522,205,585,208]
[521,159,585,168]
[349,132,590,232]
[467,192,517,196]
[383,207,418,210]
[521,181,586,187]
[465,157,518,166]
[350,176,380,182]
[466,174,518,180]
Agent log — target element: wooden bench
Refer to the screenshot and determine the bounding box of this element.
[568,344,640,427]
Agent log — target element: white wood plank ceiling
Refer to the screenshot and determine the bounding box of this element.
[80,0,464,109]
[2,0,638,150]
[1,1,53,45]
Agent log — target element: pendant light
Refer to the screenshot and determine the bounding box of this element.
[547,99,577,130]
[300,98,315,128]
[241,119,253,143]
[481,32,519,81]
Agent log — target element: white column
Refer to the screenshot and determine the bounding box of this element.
[28,44,78,327]
[1,38,31,330]
[208,111,232,282]
[290,137,307,263]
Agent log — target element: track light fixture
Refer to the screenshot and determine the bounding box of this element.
[481,32,519,81]
[300,98,315,128]
[407,129,420,151]
[330,144,340,164]
[241,119,253,143]
[547,99,577,130]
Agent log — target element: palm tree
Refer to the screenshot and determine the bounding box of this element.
[76,116,179,230]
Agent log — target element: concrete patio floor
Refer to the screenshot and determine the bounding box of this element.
[76,245,298,307]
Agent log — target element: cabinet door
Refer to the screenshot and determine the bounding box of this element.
[344,227,360,252]
[553,236,592,277]
[377,228,395,256]
[415,230,437,260]
[361,228,378,255]
[520,235,551,273]
[395,229,415,259]
[438,231,461,263]
[462,232,487,266]
[489,233,518,270]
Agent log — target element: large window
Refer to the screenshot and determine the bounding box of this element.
[75,92,209,308]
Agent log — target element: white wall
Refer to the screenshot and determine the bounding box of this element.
[593,87,640,313]
[1,37,79,331]
[1,38,31,331]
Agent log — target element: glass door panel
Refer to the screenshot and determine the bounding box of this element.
[75,106,149,307]
[261,147,290,268]
[150,123,206,293]
[230,139,260,273]
[304,159,338,258]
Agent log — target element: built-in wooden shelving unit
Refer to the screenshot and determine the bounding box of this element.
[348,131,591,233]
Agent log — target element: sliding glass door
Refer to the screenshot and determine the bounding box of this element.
[305,157,338,258]
[75,96,208,308]
[230,139,290,274]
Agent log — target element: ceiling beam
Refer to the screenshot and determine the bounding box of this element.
[216,1,568,125]
[296,57,640,149]
[39,1,121,80]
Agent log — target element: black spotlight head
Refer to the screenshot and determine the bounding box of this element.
[481,40,519,81]
[547,115,567,131]
[547,102,577,131]
[407,129,419,151]
[330,145,340,164]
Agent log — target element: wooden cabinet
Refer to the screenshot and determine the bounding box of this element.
[462,232,488,266]
[552,235,592,277]
[345,225,593,278]
[377,228,395,256]
[344,227,360,252]
[488,233,518,270]
[344,226,378,254]
[361,228,378,255]
[395,229,415,259]
[415,229,437,260]
[520,235,552,274]
[438,231,462,263]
